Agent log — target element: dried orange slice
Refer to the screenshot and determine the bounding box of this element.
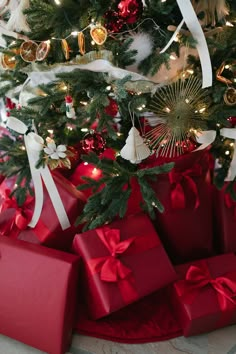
[61,39,70,60]
[78,32,85,55]
[90,25,107,45]
[36,41,51,61]
[20,40,38,62]
[1,51,17,70]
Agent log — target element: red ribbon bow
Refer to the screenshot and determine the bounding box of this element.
[0,189,18,213]
[176,261,236,311]
[88,227,136,282]
[169,164,202,209]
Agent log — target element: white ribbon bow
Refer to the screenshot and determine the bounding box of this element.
[195,128,236,181]
[160,0,212,89]
[7,116,71,230]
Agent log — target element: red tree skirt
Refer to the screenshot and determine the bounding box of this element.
[76,288,182,343]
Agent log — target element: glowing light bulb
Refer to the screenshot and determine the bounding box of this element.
[54,0,61,5]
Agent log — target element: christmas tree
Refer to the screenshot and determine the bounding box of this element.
[0,0,235,230]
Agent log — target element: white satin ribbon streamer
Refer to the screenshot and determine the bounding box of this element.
[7,116,71,230]
[160,0,212,88]
[195,128,236,181]
[195,130,216,150]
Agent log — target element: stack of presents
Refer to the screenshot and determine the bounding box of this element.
[0,141,236,354]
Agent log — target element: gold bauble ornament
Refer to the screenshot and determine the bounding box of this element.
[224,87,236,106]
[90,24,107,45]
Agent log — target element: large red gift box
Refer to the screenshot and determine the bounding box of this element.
[170,253,236,337]
[213,184,236,253]
[73,213,177,319]
[147,150,214,264]
[0,172,86,251]
[0,236,80,354]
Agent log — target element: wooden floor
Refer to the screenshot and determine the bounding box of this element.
[1,325,236,354]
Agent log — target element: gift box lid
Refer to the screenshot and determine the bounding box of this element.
[0,236,80,354]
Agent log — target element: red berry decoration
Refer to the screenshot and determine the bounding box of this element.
[81,131,106,155]
[105,98,119,117]
[104,10,125,33]
[117,0,143,24]
[227,116,236,127]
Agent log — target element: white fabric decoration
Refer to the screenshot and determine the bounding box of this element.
[126,32,153,70]
[160,0,212,88]
[120,126,150,164]
[6,116,70,230]
[44,142,67,160]
[6,0,30,33]
[23,60,148,88]
[195,129,236,181]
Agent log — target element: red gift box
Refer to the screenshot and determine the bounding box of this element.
[0,236,80,354]
[213,184,236,253]
[171,253,236,336]
[147,150,214,264]
[73,213,177,319]
[0,172,86,251]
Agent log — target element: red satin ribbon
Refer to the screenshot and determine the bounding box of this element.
[169,164,202,209]
[0,192,54,242]
[175,261,236,311]
[88,226,160,305]
[0,189,18,212]
[224,193,236,219]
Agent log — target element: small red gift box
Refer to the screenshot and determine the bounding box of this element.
[213,184,236,253]
[0,172,86,251]
[0,236,80,354]
[171,253,236,336]
[73,213,177,319]
[148,150,214,264]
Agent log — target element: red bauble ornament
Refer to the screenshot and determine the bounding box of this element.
[104,10,125,32]
[81,131,106,155]
[105,98,119,117]
[227,116,236,127]
[117,0,143,24]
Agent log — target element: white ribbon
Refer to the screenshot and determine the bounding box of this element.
[24,60,148,88]
[160,0,212,89]
[196,128,236,181]
[7,116,71,230]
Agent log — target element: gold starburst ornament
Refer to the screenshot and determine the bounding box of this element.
[145,77,210,157]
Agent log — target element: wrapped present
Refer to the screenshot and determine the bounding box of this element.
[213,184,236,253]
[171,253,236,337]
[147,150,214,264]
[0,172,86,251]
[73,213,177,319]
[0,236,80,354]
